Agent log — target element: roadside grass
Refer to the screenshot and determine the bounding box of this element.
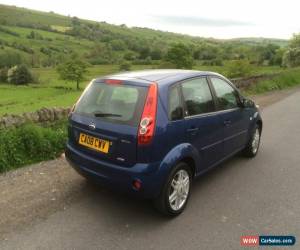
[193,63,284,78]
[0,119,67,173]
[245,68,300,94]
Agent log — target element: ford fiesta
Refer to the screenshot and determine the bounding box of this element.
[65,70,262,216]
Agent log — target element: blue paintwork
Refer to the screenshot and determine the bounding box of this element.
[65,70,262,199]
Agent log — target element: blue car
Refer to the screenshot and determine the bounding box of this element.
[65,70,262,216]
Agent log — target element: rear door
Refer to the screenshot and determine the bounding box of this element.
[69,80,147,167]
[209,77,249,156]
[180,77,224,170]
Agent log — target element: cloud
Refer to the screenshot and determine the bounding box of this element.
[152,15,254,27]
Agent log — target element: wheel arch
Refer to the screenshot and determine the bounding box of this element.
[158,143,200,180]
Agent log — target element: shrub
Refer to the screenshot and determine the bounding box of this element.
[226,60,253,78]
[0,121,67,173]
[7,64,33,85]
[282,48,300,67]
[165,43,194,69]
[119,61,131,71]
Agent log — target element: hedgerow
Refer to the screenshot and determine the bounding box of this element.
[0,120,67,172]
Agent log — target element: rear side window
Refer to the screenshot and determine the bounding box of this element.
[168,86,183,121]
[181,78,215,116]
[74,81,147,126]
[210,77,239,110]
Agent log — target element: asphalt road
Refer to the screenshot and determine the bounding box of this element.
[1,91,300,250]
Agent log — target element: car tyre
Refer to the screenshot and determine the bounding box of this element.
[154,162,192,216]
[243,124,261,158]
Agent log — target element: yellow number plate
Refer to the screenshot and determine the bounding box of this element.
[78,133,110,153]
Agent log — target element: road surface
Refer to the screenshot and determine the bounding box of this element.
[0,90,299,250]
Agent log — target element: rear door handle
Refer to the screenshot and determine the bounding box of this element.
[186,127,199,133]
[223,120,232,126]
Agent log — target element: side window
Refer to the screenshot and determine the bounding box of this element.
[181,78,215,116]
[169,86,183,120]
[210,77,239,110]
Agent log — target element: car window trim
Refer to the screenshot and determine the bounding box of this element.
[178,76,217,119]
[207,75,243,111]
[167,84,185,121]
[184,107,240,120]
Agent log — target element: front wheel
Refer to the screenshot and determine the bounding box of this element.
[154,162,192,216]
[243,124,261,157]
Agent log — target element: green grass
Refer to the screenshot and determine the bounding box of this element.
[0,119,67,172]
[246,67,300,94]
[0,64,155,115]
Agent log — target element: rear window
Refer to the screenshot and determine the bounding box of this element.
[74,81,147,126]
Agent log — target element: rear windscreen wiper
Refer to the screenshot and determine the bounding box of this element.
[94,112,122,117]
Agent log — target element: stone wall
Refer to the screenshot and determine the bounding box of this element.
[231,74,277,89]
[0,107,71,129]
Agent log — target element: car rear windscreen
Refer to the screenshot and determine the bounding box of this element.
[74,81,147,126]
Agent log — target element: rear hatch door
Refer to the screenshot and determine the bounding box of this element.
[68,79,148,167]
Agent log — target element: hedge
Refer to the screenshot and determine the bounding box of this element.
[0,120,67,173]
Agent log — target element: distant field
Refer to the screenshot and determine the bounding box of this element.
[1,64,297,116]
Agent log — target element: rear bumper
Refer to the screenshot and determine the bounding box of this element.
[65,142,164,199]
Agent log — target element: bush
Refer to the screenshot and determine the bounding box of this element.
[165,43,194,69]
[119,61,131,71]
[0,121,67,173]
[282,48,300,67]
[226,60,253,78]
[7,64,33,85]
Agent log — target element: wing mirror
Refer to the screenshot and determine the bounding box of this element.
[241,98,255,108]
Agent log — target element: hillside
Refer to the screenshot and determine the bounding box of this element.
[0,4,288,68]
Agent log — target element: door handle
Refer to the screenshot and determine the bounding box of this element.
[223,120,231,126]
[186,127,199,133]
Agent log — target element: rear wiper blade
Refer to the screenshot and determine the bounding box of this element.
[94,112,122,117]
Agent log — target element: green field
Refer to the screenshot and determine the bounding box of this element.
[0,65,155,115]
[0,4,299,117]
[1,64,298,116]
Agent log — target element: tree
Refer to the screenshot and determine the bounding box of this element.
[283,33,300,67]
[7,65,33,85]
[165,43,194,69]
[57,56,88,90]
[282,48,300,67]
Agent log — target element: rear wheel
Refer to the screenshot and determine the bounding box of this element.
[154,162,192,216]
[243,124,261,157]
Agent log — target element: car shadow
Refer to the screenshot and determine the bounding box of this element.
[72,154,249,229]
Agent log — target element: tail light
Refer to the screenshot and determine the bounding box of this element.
[138,83,158,145]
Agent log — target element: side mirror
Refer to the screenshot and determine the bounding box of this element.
[242,98,255,108]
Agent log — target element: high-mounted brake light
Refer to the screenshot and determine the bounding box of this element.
[138,83,158,145]
[104,79,123,84]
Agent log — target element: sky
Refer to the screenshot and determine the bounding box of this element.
[1,0,300,39]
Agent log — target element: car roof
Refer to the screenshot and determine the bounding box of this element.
[98,69,224,85]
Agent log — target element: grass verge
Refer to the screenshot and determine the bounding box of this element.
[0,119,67,173]
[245,68,300,94]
